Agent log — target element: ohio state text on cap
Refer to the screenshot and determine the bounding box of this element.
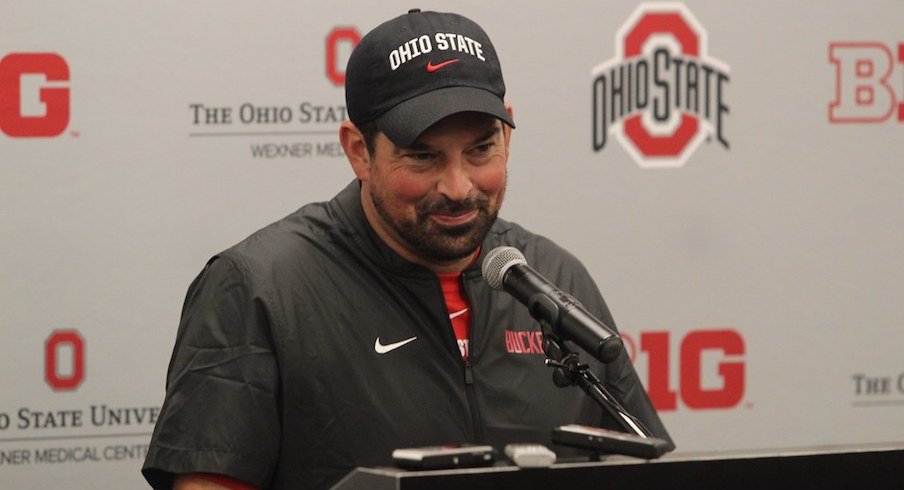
[345,9,515,147]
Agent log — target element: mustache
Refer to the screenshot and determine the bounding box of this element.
[417,195,489,215]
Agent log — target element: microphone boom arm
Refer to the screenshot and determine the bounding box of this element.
[540,321,655,439]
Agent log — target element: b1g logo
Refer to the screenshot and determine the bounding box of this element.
[45,329,85,391]
[0,53,70,137]
[591,3,730,168]
[829,42,904,123]
[622,328,746,410]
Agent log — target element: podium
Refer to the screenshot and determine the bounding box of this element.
[331,444,904,489]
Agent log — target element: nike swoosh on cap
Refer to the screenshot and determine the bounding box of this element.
[426,58,460,72]
[374,336,418,354]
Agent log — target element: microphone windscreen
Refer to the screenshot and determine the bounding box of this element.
[482,246,527,290]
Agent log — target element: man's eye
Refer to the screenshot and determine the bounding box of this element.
[409,152,434,161]
[469,142,495,156]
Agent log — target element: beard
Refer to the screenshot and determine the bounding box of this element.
[369,186,501,263]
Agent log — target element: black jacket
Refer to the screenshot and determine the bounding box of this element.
[142,180,672,489]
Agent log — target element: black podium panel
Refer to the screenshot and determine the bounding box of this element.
[331,444,904,490]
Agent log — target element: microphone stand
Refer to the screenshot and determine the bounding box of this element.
[540,321,654,439]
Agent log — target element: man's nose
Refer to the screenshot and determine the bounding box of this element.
[436,158,473,201]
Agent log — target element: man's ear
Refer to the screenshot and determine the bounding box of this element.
[340,120,371,182]
[503,103,514,158]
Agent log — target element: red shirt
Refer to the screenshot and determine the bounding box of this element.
[437,272,471,359]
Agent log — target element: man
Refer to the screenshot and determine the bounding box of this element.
[142,9,672,490]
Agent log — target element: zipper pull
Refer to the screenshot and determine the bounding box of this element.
[464,359,474,385]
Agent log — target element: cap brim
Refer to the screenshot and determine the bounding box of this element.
[376,86,515,148]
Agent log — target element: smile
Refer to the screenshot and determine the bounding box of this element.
[429,209,479,226]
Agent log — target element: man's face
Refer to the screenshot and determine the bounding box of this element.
[361,112,510,268]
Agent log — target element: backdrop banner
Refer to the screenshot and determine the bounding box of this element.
[2,1,902,487]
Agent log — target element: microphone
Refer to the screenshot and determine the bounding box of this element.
[482,246,623,363]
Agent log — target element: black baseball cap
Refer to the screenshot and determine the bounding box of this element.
[345,9,515,147]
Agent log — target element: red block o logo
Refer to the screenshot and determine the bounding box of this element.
[326,27,361,86]
[622,12,699,157]
[45,330,85,391]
